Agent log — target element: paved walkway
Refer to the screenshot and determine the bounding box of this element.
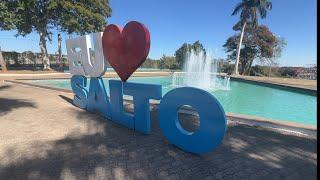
[0,83,317,179]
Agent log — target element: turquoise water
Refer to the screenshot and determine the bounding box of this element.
[29,76,317,125]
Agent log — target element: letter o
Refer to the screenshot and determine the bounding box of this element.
[158,87,226,154]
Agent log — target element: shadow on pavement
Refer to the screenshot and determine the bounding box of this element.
[0,84,37,115]
[0,107,316,179]
[58,95,74,106]
[0,85,11,91]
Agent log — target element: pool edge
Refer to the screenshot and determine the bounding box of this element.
[230,76,317,96]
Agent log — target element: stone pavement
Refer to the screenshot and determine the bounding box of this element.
[0,83,317,179]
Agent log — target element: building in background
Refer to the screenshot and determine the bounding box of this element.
[297,64,317,80]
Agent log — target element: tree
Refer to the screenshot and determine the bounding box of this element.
[175,41,206,69]
[223,25,285,75]
[175,43,192,69]
[217,59,234,74]
[0,0,112,70]
[231,0,272,75]
[160,55,177,69]
[278,67,301,77]
[141,58,161,69]
[0,1,15,71]
[259,37,286,76]
[0,48,7,71]
[2,51,19,65]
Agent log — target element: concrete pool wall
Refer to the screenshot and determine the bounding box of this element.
[230,76,317,96]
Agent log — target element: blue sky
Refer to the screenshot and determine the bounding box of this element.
[0,0,317,67]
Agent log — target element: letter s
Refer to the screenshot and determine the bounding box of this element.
[71,75,88,109]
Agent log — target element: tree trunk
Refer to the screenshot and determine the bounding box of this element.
[57,34,63,70]
[247,58,254,75]
[239,58,245,75]
[239,62,245,75]
[234,21,247,75]
[0,50,7,72]
[269,64,272,77]
[39,31,51,70]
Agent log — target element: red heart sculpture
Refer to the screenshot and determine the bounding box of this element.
[102,21,150,82]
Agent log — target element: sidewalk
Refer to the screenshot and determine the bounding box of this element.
[0,83,317,179]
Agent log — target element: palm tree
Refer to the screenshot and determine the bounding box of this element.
[232,0,272,75]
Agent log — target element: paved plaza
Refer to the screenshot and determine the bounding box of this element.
[0,83,317,179]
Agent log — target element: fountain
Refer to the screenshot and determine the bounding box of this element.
[172,49,230,91]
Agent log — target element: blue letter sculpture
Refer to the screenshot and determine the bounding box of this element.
[71,77,227,154]
[157,87,227,154]
[87,77,112,119]
[124,82,162,134]
[71,75,88,109]
[109,80,135,129]
[108,80,162,134]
